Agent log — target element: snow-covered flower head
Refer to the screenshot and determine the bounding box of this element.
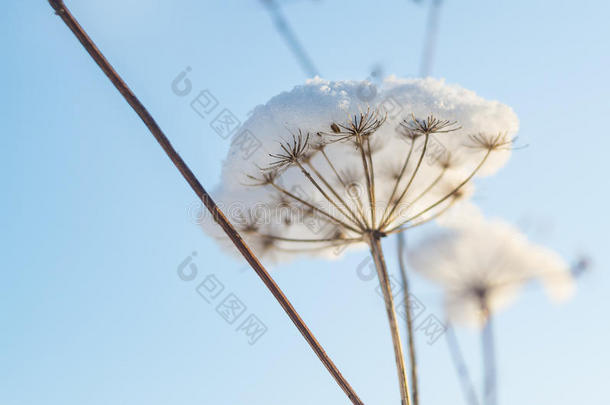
[408,212,575,326]
[204,77,519,261]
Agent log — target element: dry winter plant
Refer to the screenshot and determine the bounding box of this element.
[47,2,364,404]
[408,209,575,405]
[204,78,519,405]
[48,3,579,405]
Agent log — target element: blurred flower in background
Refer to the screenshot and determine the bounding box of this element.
[408,207,575,326]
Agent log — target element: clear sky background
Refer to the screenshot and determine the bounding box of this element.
[2,1,609,404]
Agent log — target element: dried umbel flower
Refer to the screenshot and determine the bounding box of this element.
[400,114,460,138]
[408,211,575,327]
[201,77,520,404]
[265,130,311,171]
[203,77,519,261]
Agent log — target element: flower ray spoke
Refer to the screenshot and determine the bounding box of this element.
[381,133,430,229]
[270,182,361,233]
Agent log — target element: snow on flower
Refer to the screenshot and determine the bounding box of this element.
[407,212,575,326]
[203,77,519,261]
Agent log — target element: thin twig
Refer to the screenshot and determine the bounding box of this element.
[270,182,361,233]
[419,0,443,77]
[380,140,415,225]
[295,161,363,230]
[385,196,457,235]
[397,233,419,405]
[386,149,492,233]
[445,323,480,405]
[482,312,497,405]
[46,2,363,403]
[365,137,377,226]
[306,161,365,229]
[321,148,368,223]
[357,135,376,228]
[260,0,319,77]
[381,134,430,229]
[258,233,363,244]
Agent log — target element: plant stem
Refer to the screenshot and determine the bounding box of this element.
[397,233,419,405]
[445,323,480,405]
[482,311,497,405]
[357,135,376,227]
[368,233,411,405]
[47,2,363,404]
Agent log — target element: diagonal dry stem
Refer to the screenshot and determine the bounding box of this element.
[46,2,364,403]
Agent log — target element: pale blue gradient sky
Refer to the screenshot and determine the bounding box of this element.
[1,1,609,404]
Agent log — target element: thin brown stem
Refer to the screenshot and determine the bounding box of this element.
[389,149,491,232]
[357,135,376,228]
[385,196,457,235]
[381,134,430,229]
[385,167,447,227]
[275,240,362,253]
[47,2,364,403]
[306,161,364,229]
[257,233,362,244]
[408,168,447,206]
[397,233,419,405]
[270,182,361,234]
[295,161,363,230]
[368,233,411,405]
[365,137,377,225]
[380,140,415,224]
[321,149,368,226]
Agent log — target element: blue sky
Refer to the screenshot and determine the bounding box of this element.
[2,1,609,404]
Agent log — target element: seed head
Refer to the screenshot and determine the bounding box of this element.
[244,168,281,186]
[466,132,514,151]
[401,114,461,137]
[264,130,311,171]
[325,109,386,143]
